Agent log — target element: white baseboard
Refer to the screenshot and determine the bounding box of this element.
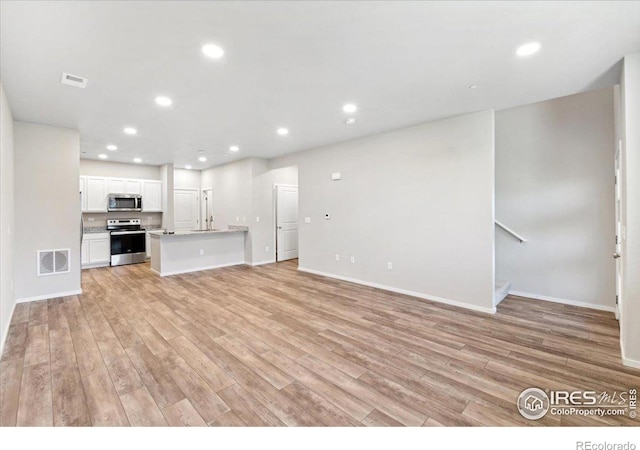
[151,261,246,277]
[0,301,17,358]
[508,290,616,313]
[621,345,640,369]
[297,266,496,314]
[250,260,276,267]
[16,289,83,304]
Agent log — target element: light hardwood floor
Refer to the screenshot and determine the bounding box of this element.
[1,260,638,426]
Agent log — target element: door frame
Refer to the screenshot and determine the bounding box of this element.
[615,141,622,320]
[273,183,299,263]
[173,188,200,231]
[201,187,213,231]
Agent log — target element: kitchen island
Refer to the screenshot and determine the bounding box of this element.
[148,226,248,276]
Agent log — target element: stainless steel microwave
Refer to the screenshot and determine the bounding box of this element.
[107,194,143,212]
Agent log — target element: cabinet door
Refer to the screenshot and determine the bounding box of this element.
[108,178,126,194]
[89,238,110,264]
[142,181,162,212]
[125,179,142,195]
[79,176,87,212]
[86,177,108,211]
[81,239,90,265]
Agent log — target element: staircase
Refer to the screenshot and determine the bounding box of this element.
[494,280,511,306]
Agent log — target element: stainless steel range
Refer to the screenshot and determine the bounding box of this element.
[107,218,146,266]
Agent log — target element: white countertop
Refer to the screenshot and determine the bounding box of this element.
[149,226,248,238]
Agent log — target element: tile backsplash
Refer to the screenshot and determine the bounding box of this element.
[82,211,163,228]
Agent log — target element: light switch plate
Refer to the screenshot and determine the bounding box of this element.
[256,217,260,222]
[331,172,341,181]
[304,217,311,223]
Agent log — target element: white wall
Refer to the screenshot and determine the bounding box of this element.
[0,83,15,354]
[161,164,174,231]
[174,168,201,190]
[201,158,253,230]
[620,53,640,367]
[198,158,297,265]
[80,159,161,180]
[14,122,81,301]
[495,88,616,310]
[251,161,298,265]
[274,110,496,312]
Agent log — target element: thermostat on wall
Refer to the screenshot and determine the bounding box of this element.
[331,172,341,181]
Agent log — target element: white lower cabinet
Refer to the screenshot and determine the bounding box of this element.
[146,231,151,259]
[81,239,89,265]
[82,232,110,268]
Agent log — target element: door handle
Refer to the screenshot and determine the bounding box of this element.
[277,226,282,230]
[613,253,621,259]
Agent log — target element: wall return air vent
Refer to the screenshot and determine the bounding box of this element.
[60,72,88,88]
[37,249,71,276]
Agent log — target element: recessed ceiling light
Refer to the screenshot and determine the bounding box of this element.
[229,146,239,152]
[98,154,108,159]
[185,165,192,170]
[342,103,357,113]
[106,144,117,151]
[468,85,477,90]
[202,44,224,59]
[345,117,356,125]
[133,158,142,163]
[516,42,541,57]
[198,156,207,162]
[277,128,289,136]
[155,96,172,106]
[124,127,137,135]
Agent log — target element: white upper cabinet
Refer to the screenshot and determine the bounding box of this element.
[125,179,142,195]
[81,176,162,212]
[108,178,126,194]
[142,180,162,212]
[79,176,87,212]
[86,177,108,211]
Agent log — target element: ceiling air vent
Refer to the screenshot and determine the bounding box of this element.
[37,249,71,276]
[60,72,88,88]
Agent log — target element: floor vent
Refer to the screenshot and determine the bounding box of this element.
[37,249,71,276]
[60,72,88,88]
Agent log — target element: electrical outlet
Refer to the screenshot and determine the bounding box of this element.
[335,254,340,261]
[88,217,95,222]
[256,216,260,223]
[350,256,355,264]
[304,217,311,223]
[147,216,153,220]
[242,216,246,222]
[199,249,204,256]
[236,216,239,222]
[265,246,269,252]
[387,262,393,270]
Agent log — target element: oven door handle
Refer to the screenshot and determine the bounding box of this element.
[110,230,146,236]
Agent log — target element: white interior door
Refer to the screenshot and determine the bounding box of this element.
[276,185,299,262]
[174,189,199,231]
[615,142,622,320]
[202,188,213,230]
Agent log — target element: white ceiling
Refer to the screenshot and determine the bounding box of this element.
[2,1,639,169]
